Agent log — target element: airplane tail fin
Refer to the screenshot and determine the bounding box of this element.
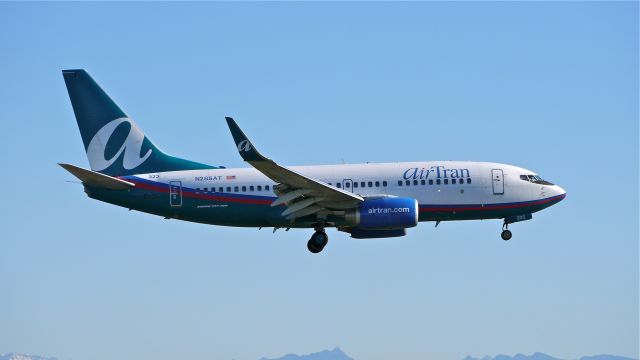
[62,69,219,176]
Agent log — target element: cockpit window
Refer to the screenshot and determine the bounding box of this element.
[520,174,554,185]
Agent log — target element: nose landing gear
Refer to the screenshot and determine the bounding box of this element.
[307,226,329,253]
[500,213,533,241]
[501,223,513,241]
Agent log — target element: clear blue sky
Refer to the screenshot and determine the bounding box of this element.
[0,2,637,360]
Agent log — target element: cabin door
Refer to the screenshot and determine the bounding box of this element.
[491,169,504,195]
[169,181,182,207]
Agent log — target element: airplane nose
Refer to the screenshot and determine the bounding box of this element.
[555,185,567,200]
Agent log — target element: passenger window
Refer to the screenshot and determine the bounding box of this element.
[241,186,246,192]
[383,181,387,187]
[337,183,341,188]
[452,179,456,184]
[204,187,209,192]
[353,182,358,188]
[219,187,223,192]
[346,182,351,188]
[250,186,254,191]
[234,186,239,192]
[436,179,441,185]
[257,185,262,191]
[361,182,366,188]
[265,185,270,191]
[429,179,433,185]
[375,181,380,187]
[398,180,402,186]
[196,188,201,193]
[467,178,471,184]
[420,180,425,185]
[444,179,448,185]
[226,186,231,192]
[406,180,411,186]
[368,181,373,187]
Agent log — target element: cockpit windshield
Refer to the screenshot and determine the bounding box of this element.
[520,174,554,185]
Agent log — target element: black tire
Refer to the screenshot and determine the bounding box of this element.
[307,239,322,253]
[307,231,329,253]
[314,232,328,247]
[501,229,512,241]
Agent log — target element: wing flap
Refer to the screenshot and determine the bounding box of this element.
[285,205,323,220]
[272,189,313,207]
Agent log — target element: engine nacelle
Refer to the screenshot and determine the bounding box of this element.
[345,197,418,229]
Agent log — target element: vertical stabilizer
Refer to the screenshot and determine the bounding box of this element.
[62,69,219,175]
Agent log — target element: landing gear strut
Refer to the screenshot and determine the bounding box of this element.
[501,222,512,241]
[307,226,328,253]
[500,214,533,241]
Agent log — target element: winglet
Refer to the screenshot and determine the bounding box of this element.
[225,117,268,162]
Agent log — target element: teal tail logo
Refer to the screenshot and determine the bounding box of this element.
[62,69,221,176]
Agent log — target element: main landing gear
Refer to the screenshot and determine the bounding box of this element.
[307,226,329,253]
[501,223,513,241]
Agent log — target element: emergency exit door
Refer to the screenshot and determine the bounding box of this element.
[492,169,504,195]
[342,179,354,192]
[169,181,182,207]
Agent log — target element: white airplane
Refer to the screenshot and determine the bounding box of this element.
[60,69,566,253]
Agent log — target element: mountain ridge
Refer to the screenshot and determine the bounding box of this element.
[2,349,637,360]
[463,352,638,360]
[258,347,354,360]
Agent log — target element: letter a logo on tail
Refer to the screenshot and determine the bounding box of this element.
[237,139,253,152]
[86,117,152,171]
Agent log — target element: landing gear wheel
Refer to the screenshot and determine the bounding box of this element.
[501,229,512,241]
[307,230,328,254]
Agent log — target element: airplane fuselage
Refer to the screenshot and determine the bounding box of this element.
[87,161,566,228]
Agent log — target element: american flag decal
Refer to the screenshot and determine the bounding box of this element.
[226,175,236,180]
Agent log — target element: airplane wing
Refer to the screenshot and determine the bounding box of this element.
[225,117,363,221]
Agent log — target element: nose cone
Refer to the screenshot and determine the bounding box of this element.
[553,185,567,201]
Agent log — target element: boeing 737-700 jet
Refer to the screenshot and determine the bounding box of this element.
[60,69,566,253]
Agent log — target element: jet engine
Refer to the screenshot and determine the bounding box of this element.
[345,197,418,229]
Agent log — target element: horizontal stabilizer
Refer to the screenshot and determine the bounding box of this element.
[59,163,135,190]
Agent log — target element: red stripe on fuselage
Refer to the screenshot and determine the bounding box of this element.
[188,192,273,205]
[419,193,566,212]
[123,177,565,211]
[124,177,274,205]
